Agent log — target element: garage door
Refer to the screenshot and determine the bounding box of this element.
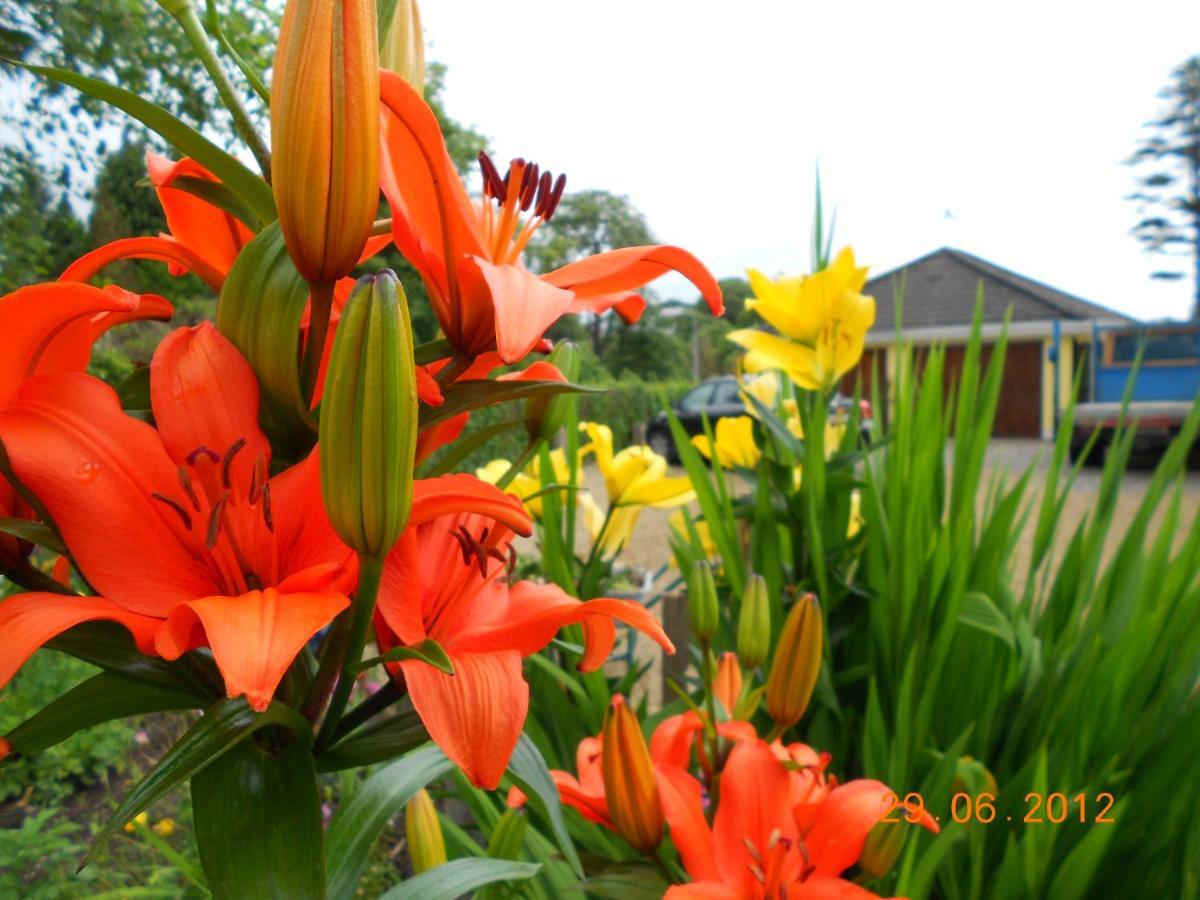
[941,341,1042,437]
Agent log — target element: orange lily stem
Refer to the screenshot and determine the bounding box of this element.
[315,553,385,751]
[302,280,337,403]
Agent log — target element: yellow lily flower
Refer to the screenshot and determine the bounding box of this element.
[579,422,695,509]
[728,247,875,391]
[691,415,761,469]
[475,448,585,519]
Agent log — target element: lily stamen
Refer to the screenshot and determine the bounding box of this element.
[477,152,567,265]
[221,437,247,490]
[151,492,193,530]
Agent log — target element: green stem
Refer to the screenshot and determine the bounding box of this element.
[332,680,401,743]
[300,612,351,724]
[494,439,540,491]
[169,2,272,178]
[699,641,721,816]
[434,353,471,388]
[578,505,616,598]
[203,0,270,105]
[302,280,337,404]
[651,847,680,886]
[315,554,385,751]
[3,559,75,595]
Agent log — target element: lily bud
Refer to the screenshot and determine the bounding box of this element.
[272,0,379,284]
[320,271,418,557]
[405,789,446,875]
[379,0,425,94]
[524,341,581,442]
[737,573,771,669]
[860,819,906,879]
[601,695,663,852]
[688,559,719,645]
[764,593,823,729]
[487,808,528,860]
[713,651,742,716]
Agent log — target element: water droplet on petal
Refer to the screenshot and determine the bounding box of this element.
[75,461,100,484]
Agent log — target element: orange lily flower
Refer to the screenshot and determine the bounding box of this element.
[378,71,724,364]
[373,510,674,789]
[0,281,172,567]
[0,323,517,712]
[660,739,938,899]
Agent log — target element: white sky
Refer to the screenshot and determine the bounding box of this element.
[422,0,1199,321]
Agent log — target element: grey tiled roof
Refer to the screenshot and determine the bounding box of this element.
[864,247,1132,333]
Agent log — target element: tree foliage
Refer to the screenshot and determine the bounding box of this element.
[0,147,87,293]
[1128,56,1200,318]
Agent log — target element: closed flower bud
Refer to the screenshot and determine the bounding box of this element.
[764,593,823,729]
[860,819,906,879]
[379,0,425,94]
[524,340,581,442]
[737,573,771,669]
[713,651,742,716]
[320,270,418,557]
[688,559,719,645]
[601,695,663,853]
[272,0,379,284]
[405,789,446,875]
[487,808,528,860]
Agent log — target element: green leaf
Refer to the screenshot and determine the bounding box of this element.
[315,711,430,773]
[421,417,524,478]
[325,744,452,900]
[378,859,541,900]
[3,671,200,762]
[413,338,453,366]
[192,734,324,900]
[46,621,220,697]
[18,62,276,224]
[351,637,454,675]
[216,222,315,453]
[85,698,310,867]
[421,379,600,430]
[572,862,668,899]
[169,174,262,231]
[1046,800,1126,900]
[505,733,584,877]
[958,591,1016,649]
[114,365,152,414]
[0,517,65,554]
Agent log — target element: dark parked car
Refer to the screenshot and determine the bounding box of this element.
[646,375,873,462]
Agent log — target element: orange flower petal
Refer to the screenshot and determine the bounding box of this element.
[543,245,724,316]
[146,153,252,274]
[61,236,226,292]
[459,257,574,363]
[270,451,356,586]
[568,290,647,324]
[415,412,468,465]
[410,474,533,536]
[156,588,348,712]
[0,374,219,614]
[150,323,271,496]
[0,593,159,689]
[401,649,528,789]
[656,764,720,883]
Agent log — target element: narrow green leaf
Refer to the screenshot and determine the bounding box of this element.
[315,711,430,773]
[46,622,220,698]
[85,698,310,867]
[18,62,276,223]
[421,417,523,478]
[421,380,600,430]
[114,365,152,413]
[169,174,261,231]
[572,863,668,899]
[413,337,453,365]
[505,733,584,877]
[325,744,452,900]
[0,517,65,554]
[958,591,1016,649]
[1045,800,1127,900]
[193,735,324,900]
[3,671,200,762]
[352,637,454,675]
[378,859,541,900]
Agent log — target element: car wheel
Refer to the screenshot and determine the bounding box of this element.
[648,428,675,462]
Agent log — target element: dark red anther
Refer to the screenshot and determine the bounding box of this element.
[534,171,553,217]
[176,466,201,512]
[519,163,539,211]
[205,493,228,547]
[478,152,504,199]
[186,446,221,466]
[152,492,193,530]
[544,173,567,220]
[261,483,274,532]
[452,525,474,565]
[248,455,267,505]
[221,437,247,490]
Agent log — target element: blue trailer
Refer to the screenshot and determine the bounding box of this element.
[1069,321,1200,463]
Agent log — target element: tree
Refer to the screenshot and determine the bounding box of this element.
[1129,56,1200,319]
[0,148,87,293]
[525,190,655,353]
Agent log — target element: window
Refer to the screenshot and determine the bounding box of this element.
[710,380,744,407]
[1105,327,1200,366]
[678,384,715,412]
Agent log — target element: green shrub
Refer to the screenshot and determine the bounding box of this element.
[0,651,139,805]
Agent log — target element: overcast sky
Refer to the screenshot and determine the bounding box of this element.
[421,0,1199,321]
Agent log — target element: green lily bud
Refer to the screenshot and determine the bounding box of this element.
[688,559,719,645]
[860,819,906,879]
[405,789,446,875]
[487,808,528,860]
[524,340,581,442]
[764,593,823,729]
[737,573,771,669]
[319,270,417,557]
